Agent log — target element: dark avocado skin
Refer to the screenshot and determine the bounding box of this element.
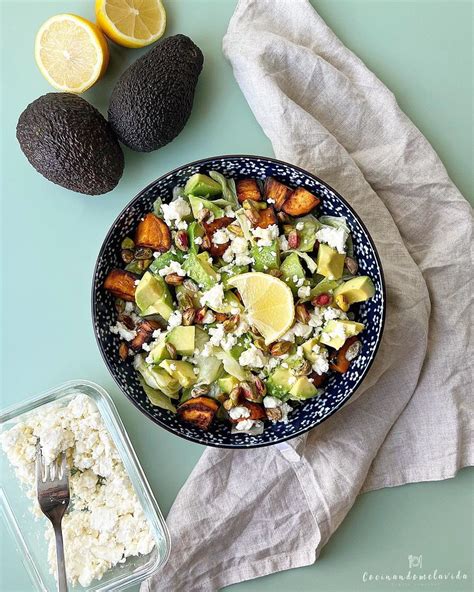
[108,34,204,153]
[16,93,124,195]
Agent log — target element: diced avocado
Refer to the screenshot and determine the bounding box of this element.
[187,221,205,253]
[334,276,375,304]
[218,375,239,394]
[149,249,185,275]
[195,326,210,350]
[307,278,340,301]
[134,354,180,397]
[135,272,173,319]
[295,215,321,252]
[301,337,322,363]
[280,252,306,293]
[221,264,249,289]
[183,252,219,290]
[319,319,365,350]
[150,338,176,364]
[138,377,176,413]
[289,376,318,400]
[188,195,224,219]
[159,360,197,388]
[251,240,280,272]
[166,325,195,356]
[316,244,345,280]
[266,367,293,400]
[184,173,222,197]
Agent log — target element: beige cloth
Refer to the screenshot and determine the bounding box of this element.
[144,1,473,590]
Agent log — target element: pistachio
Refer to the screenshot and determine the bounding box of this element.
[165,343,177,358]
[243,199,266,211]
[244,208,260,225]
[287,230,300,249]
[201,235,212,250]
[121,248,135,264]
[183,278,199,293]
[345,256,359,275]
[253,337,268,352]
[223,314,240,333]
[295,303,310,324]
[294,359,312,376]
[283,224,294,235]
[268,269,282,278]
[214,312,228,323]
[240,381,258,402]
[134,247,153,260]
[164,273,184,286]
[175,230,189,252]
[194,307,208,324]
[270,341,292,356]
[229,386,242,405]
[137,258,152,272]
[182,307,197,326]
[277,211,290,223]
[227,223,243,236]
[253,376,267,397]
[266,407,283,422]
[121,237,135,250]
[178,294,194,311]
[196,207,211,223]
[118,314,135,330]
[114,298,126,314]
[191,384,210,397]
[345,340,362,361]
[118,342,129,361]
[223,398,235,411]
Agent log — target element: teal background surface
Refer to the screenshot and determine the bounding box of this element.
[0,0,472,591]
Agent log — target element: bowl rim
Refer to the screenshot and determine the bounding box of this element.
[92,154,386,449]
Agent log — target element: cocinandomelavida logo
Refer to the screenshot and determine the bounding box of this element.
[362,554,470,585]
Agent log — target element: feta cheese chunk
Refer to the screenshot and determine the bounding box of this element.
[200,283,225,309]
[161,197,191,228]
[315,226,348,254]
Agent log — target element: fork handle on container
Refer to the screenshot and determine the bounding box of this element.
[54,524,68,592]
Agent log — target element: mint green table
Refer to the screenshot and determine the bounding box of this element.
[1,1,472,591]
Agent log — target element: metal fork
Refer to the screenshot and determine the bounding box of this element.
[36,442,70,592]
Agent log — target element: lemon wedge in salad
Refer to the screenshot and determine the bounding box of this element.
[96,0,166,48]
[228,272,295,345]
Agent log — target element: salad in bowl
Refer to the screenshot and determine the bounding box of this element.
[101,167,377,438]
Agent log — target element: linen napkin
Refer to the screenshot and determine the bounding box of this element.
[143,1,473,590]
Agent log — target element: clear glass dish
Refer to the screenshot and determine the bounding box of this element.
[0,380,170,591]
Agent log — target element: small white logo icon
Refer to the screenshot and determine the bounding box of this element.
[408,555,423,569]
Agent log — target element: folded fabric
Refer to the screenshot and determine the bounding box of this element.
[143,1,473,590]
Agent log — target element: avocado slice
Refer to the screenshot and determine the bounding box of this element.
[316,244,345,280]
[301,337,323,363]
[188,195,225,220]
[183,252,219,290]
[319,319,365,350]
[150,338,176,364]
[16,93,124,195]
[135,272,173,319]
[134,354,180,397]
[267,367,294,400]
[307,278,340,302]
[149,249,185,276]
[280,252,306,293]
[108,35,204,152]
[138,377,176,413]
[159,360,197,388]
[184,173,222,197]
[289,376,318,400]
[251,240,280,272]
[166,326,195,356]
[218,374,239,394]
[334,276,375,304]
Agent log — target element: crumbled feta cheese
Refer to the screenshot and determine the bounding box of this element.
[279,403,293,423]
[235,254,254,266]
[202,310,216,324]
[267,198,275,204]
[229,406,251,420]
[152,329,162,339]
[251,224,279,247]
[224,206,236,218]
[311,344,329,375]
[158,260,186,277]
[212,228,231,245]
[234,419,256,431]
[263,396,281,409]
[124,302,134,313]
[0,395,155,588]
[153,251,161,259]
[200,283,224,309]
[230,236,249,254]
[288,375,297,385]
[195,236,203,245]
[280,322,313,342]
[238,345,268,368]
[134,279,140,286]
[161,197,191,229]
[222,247,234,263]
[208,324,237,351]
[167,310,182,329]
[141,342,151,352]
[298,285,311,299]
[315,226,348,254]
[109,322,136,342]
[323,307,348,321]
[296,222,304,231]
[278,235,289,251]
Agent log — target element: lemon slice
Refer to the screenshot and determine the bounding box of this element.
[228,272,295,345]
[35,14,109,94]
[96,0,166,48]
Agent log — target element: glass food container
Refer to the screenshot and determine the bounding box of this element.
[0,380,170,591]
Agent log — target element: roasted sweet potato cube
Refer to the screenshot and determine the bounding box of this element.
[329,336,358,374]
[243,401,267,421]
[254,206,277,229]
[282,187,320,216]
[130,320,161,351]
[237,179,262,204]
[263,177,293,210]
[309,372,329,388]
[135,213,171,252]
[104,269,137,301]
[177,396,220,431]
[203,216,233,258]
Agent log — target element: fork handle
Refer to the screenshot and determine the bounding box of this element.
[53,524,68,592]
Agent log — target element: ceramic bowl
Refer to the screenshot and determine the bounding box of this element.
[92,155,386,448]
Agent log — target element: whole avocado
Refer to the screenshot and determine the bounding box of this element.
[16,93,124,195]
[108,34,204,152]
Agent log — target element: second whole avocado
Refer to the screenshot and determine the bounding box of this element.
[108,34,204,152]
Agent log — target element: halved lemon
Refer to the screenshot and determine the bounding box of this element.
[228,272,295,345]
[96,0,166,48]
[35,14,109,93]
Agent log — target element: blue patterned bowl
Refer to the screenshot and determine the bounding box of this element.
[92,155,386,448]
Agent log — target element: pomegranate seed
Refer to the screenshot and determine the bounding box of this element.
[312,293,331,307]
